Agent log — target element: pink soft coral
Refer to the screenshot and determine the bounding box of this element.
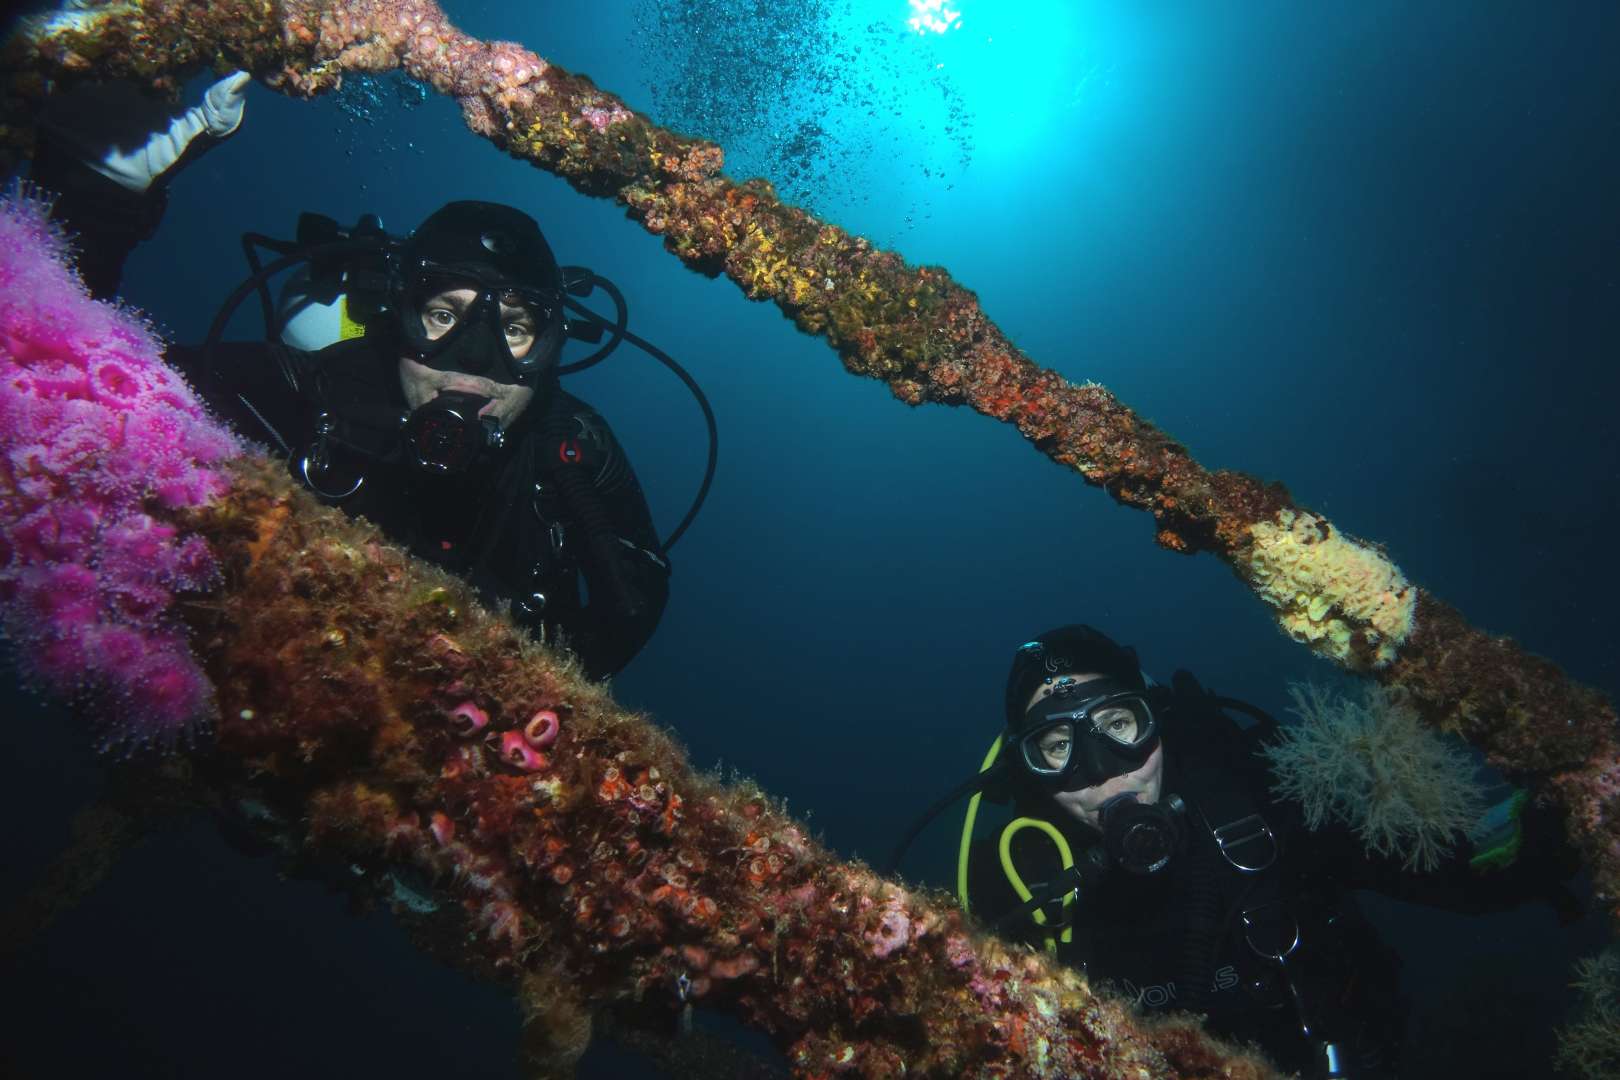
[0,187,240,750]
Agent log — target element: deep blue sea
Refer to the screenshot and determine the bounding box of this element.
[5,2,1619,1077]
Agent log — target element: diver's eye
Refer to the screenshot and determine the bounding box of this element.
[504,321,535,342]
[1094,708,1139,743]
[425,308,457,330]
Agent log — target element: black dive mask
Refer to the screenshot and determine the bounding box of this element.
[401,390,504,475]
[1014,677,1160,790]
[397,260,563,385]
[1099,793,1184,875]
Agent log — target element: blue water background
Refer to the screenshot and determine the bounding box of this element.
[6,2,1619,1076]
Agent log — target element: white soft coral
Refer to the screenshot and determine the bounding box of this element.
[1262,681,1485,871]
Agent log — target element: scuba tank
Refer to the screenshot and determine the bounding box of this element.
[275,265,365,351]
[229,211,395,351]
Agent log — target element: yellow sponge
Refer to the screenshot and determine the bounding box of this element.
[1244,509,1416,668]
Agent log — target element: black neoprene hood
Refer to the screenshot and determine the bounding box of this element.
[1003,624,1146,731]
[403,201,562,295]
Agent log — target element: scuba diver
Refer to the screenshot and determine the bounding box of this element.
[891,624,1583,1079]
[31,73,717,680]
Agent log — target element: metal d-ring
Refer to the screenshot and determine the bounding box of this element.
[299,413,364,499]
[1240,899,1301,964]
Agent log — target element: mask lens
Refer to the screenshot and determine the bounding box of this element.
[1020,721,1075,775]
[1090,702,1148,746]
[493,288,553,371]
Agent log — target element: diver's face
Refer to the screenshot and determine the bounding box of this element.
[1027,672,1164,833]
[399,287,536,429]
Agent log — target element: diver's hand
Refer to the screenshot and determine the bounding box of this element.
[200,71,252,136]
[87,71,251,193]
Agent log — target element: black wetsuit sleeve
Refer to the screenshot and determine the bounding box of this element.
[1326,808,1579,917]
[1173,682,1583,920]
[547,403,671,679]
[1267,764,1583,919]
[31,122,170,302]
[34,128,314,452]
[167,341,311,456]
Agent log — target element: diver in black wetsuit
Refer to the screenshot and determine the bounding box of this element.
[32,75,671,680]
[894,624,1582,1079]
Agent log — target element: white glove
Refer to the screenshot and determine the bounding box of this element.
[88,71,251,193]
